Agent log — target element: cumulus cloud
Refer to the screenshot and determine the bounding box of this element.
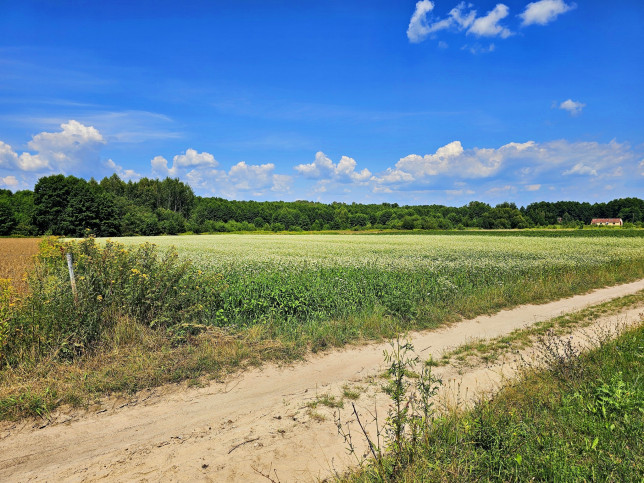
[407,0,436,43]
[372,140,532,188]
[486,184,516,195]
[520,0,575,26]
[408,1,575,51]
[559,99,585,116]
[370,139,637,194]
[228,161,277,191]
[294,151,371,183]
[21,120,105,171]
[0,121,106,173]
[152,150,292,198]
[151,148,218,177]
[193,164,292,197]
[467,4,512,38]
[0,142,19,169]
[1,175,19,187]
[105,159,141,181]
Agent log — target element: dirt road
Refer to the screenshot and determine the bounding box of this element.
[1,280,644,482]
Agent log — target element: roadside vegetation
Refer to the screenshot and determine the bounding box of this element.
[437,289,644,368]
[1,233,643,421]
[341,322,644,482]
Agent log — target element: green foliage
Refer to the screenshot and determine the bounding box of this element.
[343,325,644,482]
[3,172,643,236]
[0,237,225,365]
[0,198,16,235]
[118,234,644,337]
[337,339,441,480]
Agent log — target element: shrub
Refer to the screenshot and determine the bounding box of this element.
[0,237,225,365]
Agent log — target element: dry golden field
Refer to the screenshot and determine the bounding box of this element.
[0,238,40,293]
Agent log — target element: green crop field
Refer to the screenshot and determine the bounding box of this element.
[109,234,644,342]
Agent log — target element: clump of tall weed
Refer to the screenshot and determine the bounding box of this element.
[0,237,225,365]
[336,338,441,480]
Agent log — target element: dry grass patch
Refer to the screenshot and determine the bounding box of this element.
[0,238,40,294]
[0,317,305,421]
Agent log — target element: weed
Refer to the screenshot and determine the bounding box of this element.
[342,385,361,401]
[307,393,344,409]
[336,338,441,480]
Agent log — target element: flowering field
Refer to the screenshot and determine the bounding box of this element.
[108,234,644,337]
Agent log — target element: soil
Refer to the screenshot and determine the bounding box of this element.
[1,279,643,482]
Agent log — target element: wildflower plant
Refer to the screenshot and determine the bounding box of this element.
[1,237,225,364]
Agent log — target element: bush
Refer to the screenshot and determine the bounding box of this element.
[0,237,225,365]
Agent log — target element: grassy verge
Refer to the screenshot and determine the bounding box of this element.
[0,319,304,421]
[342,322,644,482]
[436,289,644,367]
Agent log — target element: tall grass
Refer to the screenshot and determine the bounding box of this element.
[0,237,225,366]
[342,324,644,482]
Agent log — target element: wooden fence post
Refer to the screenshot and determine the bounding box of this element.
[66,252,78,303]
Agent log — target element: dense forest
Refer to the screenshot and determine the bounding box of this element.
[0,174,642,236]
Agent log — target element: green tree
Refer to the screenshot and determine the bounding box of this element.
[0,198,16,235]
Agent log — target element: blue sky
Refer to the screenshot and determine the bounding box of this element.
[0,0,642,205]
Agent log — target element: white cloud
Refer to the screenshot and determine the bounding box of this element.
[370,139,637,194]
[157,154,292,198]
[0,121,106,173]
[464,42,496,54]
[520,0,575,26]
[486,184,515,195]
[559,99,585,116]
[229,161,276,190]
[468,4,512,38]
[407,0,435,43]
[449,2,477,29]
[271,174,292,193]
[1,175,19,187]
[294,151,371,183]
[173,149,217,169]
[373,140,531,187]
[151,149,218,177]
[438,40,449,49]
[0,141,19,168]
[408,1,478,43]
[562,162,598,176]
[105,159,141,181]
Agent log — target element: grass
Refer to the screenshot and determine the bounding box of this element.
[0,316,305,421]
[341,322,644,482]
[1,233,644,421]
[306,393,344,409]
[438,289,644,367]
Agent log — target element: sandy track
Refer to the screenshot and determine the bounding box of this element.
[1,280,644,482]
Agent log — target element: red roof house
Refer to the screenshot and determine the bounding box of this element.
[590,218,623,226]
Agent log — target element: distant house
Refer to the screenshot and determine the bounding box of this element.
[590,218,623,226]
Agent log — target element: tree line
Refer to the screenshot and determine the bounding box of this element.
[0,174,642,236]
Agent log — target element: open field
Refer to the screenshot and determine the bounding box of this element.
[110,234,644,341]
[0,238,40,294]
